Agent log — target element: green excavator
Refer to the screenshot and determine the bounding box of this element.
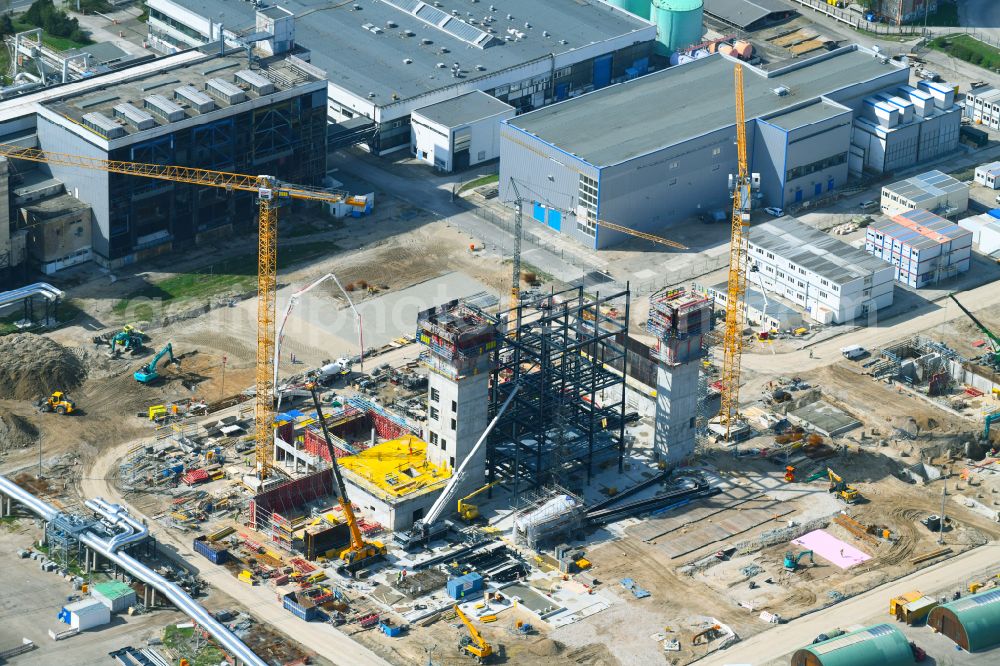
[134,343,179,383]
[783,550,814,571]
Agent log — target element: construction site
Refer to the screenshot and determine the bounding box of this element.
[3,3,1000,666]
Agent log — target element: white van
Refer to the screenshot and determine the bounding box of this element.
[840,344,866,360]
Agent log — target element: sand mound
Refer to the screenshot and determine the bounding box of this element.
[0,333,86,399]
[0,409,39,450]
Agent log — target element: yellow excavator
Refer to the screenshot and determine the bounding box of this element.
[828,468,860,504]
[36,391,76,415]
[458,481,501,522]
[454,604,494,663]
[309,385,386,574]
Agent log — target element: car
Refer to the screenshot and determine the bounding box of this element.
[860,200,878,211]
[764,207,783,217]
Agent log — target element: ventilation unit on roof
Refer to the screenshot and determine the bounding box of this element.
[421,38,432,44]
[113,103,155,130]
[436,62,446,68]
[559,39,568,45]
[235,69,274,95]
[475,64,485,71]
[773,86,790,96]
[82,112,125,139]
[174,85,215,113]
[440,47,450,53]
[404,58,413,64]
[144,94,185,122]
[403,29,415,37]
[386,20,397,28]
[206,78,246,105]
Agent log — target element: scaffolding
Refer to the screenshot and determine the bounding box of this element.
[485,285,630,495]
[510,485,586,550]
[45,513,96,571]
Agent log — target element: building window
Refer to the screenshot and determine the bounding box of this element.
[820,279,829,287]
[577,173,598,237]
[712,164,720,171]
[797,280,805,288]
[799,268,806,275]
[669,161,678,169]
[430,406,439,420]
[449,456,455,468]
[712,147,721,156]
[766,252,774,259]
[451,400,457,412]
[430,388,440,402]
[776,271,784,278]
[784,152,847,181]
[441,438,447,450]
[765,266,773,273]
[819,291,828,298]
[430,432,438,445]
[451,418,457,431]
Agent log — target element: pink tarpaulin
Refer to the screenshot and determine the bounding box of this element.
[792,529,871,569]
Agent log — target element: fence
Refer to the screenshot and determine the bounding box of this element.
[787,0,924,35]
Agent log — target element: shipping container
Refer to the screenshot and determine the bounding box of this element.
[282,592,319,621]
[193,535,231,564]
[90,580,136,613]
[447,572,484,600]
[59,598,110,630]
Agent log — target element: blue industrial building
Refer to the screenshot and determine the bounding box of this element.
[499,46,924,249]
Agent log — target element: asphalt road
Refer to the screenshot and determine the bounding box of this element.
[695,541,1000,666]
[741,277,1000,376]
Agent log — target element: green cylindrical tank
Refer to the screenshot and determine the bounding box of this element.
[626,0,651,19]
[651,0,704,54]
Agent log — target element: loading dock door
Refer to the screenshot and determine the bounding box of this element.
[548,209,561,231]
[593,55,612,89]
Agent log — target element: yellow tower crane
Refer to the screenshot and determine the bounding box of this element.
[0,145,350,479]
[719,64,756,441]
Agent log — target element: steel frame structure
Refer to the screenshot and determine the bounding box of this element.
[483,285,630,496]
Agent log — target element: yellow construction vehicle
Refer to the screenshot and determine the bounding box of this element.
[827,468,860,504]
[454,604,494,663]
[36,391,76,415]
[308,385,386,574]
[458,481,501,522]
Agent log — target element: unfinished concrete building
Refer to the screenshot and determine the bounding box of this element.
[647,288,713,466]
[417,299,499,499]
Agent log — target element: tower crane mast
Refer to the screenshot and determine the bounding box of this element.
[0,144,349,479]
[720,64,758,440]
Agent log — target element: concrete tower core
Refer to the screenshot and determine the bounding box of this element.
[416,299,498,495]
[647,289,714,466]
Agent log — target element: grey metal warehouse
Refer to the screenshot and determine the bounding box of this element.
[147,0,657,155]
[498,46,910,249]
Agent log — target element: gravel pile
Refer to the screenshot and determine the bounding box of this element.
[0,333,86,399]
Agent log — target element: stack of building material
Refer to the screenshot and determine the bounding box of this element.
[181,468,209,485]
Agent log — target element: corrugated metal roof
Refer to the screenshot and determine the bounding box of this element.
[704,0,789,29]
[748,216,890,286]
[870,209,972,251]
[801,623,915,666]
[883,170,967,206]
[92,580,135,600]
[507,47,902,167]
[933,588,1000,652]
[976,161,1000,177]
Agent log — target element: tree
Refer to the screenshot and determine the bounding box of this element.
[0,13,13,37]
[24,0,85,39]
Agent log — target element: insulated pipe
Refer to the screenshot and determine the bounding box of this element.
[0,477,267,666]
[84,497,149,551]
